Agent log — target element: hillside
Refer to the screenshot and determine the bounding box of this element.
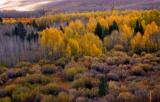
[0,0,160,17]
[44,0,160,13]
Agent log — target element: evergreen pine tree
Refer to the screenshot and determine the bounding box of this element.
[60,25,64,33]
[0,17,3,24]
[99,76,108,97]
[32,20,38,29]
[134,20,144,35]
[12,22,27,40]
[109,21,119,34]
[95,22,107,39]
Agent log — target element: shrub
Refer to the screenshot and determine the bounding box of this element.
[0,89,8,98]
[117,92,135,102]
[104,94,116,102]
[12,87,41,102]
[57,92,70,102]
[16,61,31,68]
[38,59,51,66]
[54,57,70,68]
[113,44,125,51]
[0,74,8,85]
[138,64,153,72]
[41,64,57,75]
[4,84,20,96]
[72,77,98,89]
[109,69,129,80]
[155,50,160,57]
[91,62,109,73]
[76,97,88,102]
[152,88,160,102]
[41,95,57,102]
[130,66,145,76]
[134,89,148,102]
[0,97,11,102]
[7,69,26,79]
[64,66,87,81]
[104,31,123,51]
[80,88,99,98]
[25,74,49,85]
[12,87,31,102]
[25,91,41,102]
[41,83,61,96]
[0,67,7,75]
[107,72,120,81]
[108,81,119,90]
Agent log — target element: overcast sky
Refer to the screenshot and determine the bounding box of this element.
[0,0,60,11]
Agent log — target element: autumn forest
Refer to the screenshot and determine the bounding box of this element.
[0,1,160,102]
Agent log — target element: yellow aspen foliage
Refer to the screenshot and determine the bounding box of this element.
[122,24,132,40]
[39,28,64,55]
[80,33,103,56]
[66,45,72,57]
[90,44,102,57]
[98,17,109,29]
[106,15,115,26]
[141,20,146,29]
[86,17,97,33]
[131,32,142,51]
[141,35,148,49]
[3,18,17,24]
[66,39,80,57]
[141,22,160,52]
[57,92,70,102]
[144,22,159,36]
[64,27,75,39]
[68,20,85,35]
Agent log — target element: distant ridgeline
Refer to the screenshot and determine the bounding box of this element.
[0,10,45,18]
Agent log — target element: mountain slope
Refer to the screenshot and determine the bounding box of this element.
[0,0,159,18]
[0,0,63,11]
[43,0,160,13]
[0,0,160,12]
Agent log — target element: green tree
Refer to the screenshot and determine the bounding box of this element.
[134,20,144,35]
[32,20,38,29]
[60,25,64,33]
[109,21,119,34]
[0,17,3,24]
[95,22,108,39]
[99,76,108,97]
[12,22,27,40]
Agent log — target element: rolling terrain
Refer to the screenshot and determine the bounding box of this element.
[0,0,160,17]
[45,0,160,13]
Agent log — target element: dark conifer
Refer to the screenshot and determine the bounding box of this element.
[134,20,144,35]
[109,21,119,34]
